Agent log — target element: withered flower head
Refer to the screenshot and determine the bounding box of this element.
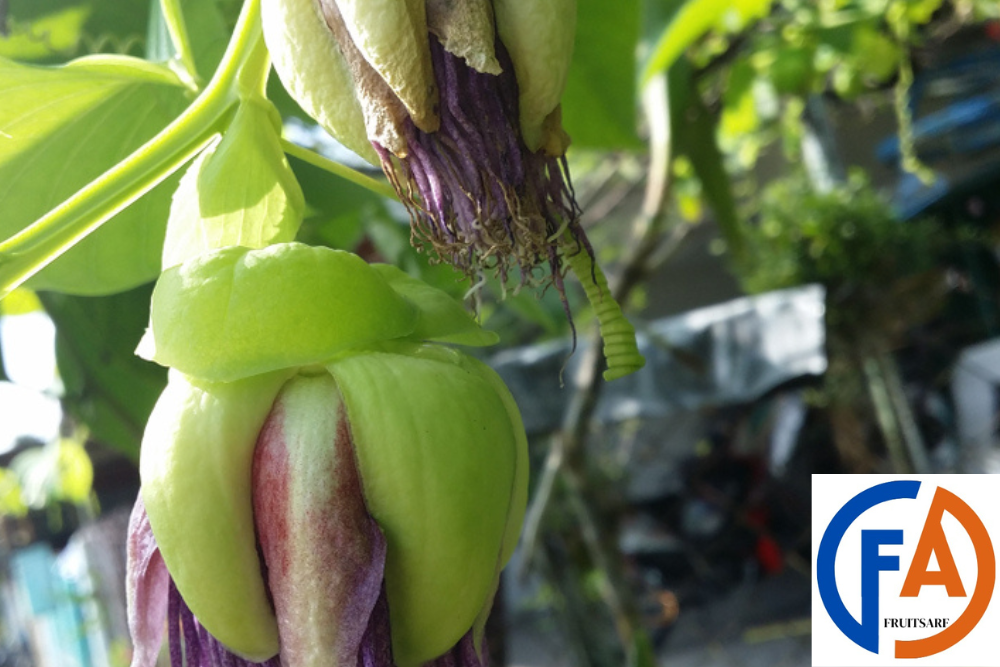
[263,0,589,297]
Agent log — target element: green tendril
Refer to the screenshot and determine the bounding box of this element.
[563,243,645,382]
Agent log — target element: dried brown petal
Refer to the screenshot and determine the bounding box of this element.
[426,0,501,75]
[317,0,413,155]
[333,0,440,133]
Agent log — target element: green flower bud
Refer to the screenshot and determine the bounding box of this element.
[128,244,527,667]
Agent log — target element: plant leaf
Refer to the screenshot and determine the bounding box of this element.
[641,0,773,86]
[0,468,27,517]
[176,0,230,80]
[146,0,230,82]
[0,55,189,294]
[163,97,304,268]
[1,0,152,62]
[53,438,93,504]
[0,5,91,61]
[561,0,642,149]
[669,61,744,261]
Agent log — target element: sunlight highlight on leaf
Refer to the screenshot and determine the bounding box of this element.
[0,55,189,294]
[0,287,41,315]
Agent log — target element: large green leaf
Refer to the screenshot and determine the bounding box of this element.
[561,0,642,149]
[41,285,168,461]
[0,55,190,294]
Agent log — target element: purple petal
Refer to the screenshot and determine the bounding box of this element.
[356,586,393,667]
[126,495,170,667]
[166,579,280,667]
[128,494,282,667]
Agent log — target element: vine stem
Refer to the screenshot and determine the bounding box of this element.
[280,139,397,200]
[160,0,201,84]
[0,0,264,300]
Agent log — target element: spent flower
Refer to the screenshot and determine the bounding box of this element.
[262,0,588,295]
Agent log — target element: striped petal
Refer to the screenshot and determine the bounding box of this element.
[252,372,388,667]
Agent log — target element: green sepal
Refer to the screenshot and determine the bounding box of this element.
[460,355,529,567]
[445,352,528,662]
[460,353,529,661]
[162,96,305,269]
[370,264,499,347]
[139,368,296,661]
[141,243,418,382]
[328,344,519,667]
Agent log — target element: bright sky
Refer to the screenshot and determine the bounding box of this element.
[0,312,61,453]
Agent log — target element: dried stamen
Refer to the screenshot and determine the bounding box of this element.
[376,37,593,302]
[166,579,281,667]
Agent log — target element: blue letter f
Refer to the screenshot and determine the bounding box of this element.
[860,529,902,651]
[817,480,919,654]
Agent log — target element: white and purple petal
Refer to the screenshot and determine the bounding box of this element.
[253,373,388,667]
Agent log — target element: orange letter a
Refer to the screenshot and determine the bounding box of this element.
[900,488,967,598]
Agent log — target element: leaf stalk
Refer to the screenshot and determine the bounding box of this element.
[0,0,264,299]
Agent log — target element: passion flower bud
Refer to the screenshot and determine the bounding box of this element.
[262,0,589,301]
[127,244,527,667]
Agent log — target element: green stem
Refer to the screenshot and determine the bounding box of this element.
[863,354,911,473]
[237,20,272,99]
[0,0,265,300]
[563,241,645,381]
[281,139,398,201]
[160,0,201,84]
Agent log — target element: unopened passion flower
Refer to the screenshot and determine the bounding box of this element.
[127,243,527,667]
[262,0,586,293]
